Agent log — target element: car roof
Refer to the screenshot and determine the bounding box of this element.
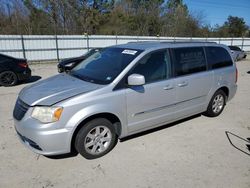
[113,41,225,51]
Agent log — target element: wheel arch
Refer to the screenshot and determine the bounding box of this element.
[70,112,122,153]
[206,86,229,110]
[218,86,229,101]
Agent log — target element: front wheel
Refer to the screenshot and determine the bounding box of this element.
[204,90,226,117]
[75,118,118,159]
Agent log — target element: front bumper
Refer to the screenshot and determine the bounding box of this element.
[14,115,73,156]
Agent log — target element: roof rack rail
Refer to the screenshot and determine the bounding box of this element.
[127,40,217,44]
[161,40,217,44]
[127,41,158,44]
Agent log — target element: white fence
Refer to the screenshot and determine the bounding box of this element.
[0,35,249,61]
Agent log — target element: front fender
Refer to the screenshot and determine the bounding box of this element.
[65,103,128,139]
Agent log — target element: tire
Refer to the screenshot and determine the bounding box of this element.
[204,90,226,117]
[0,71,18,86]
[75,118,118,159]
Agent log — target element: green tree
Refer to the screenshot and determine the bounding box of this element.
[165,0,188,13]
[213,16,248,37]
[161,0,201,37]
[0,0,248,37]
[23,0,53,34]
[224,16,248,37]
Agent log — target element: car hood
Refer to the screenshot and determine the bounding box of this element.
[19,74,103,106]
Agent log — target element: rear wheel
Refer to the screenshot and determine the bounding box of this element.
[204,90,226,117]
[75,118,118,159]
[0,71,18,86]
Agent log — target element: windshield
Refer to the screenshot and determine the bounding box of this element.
[228,46,241,51]
[70,47,142,84]
[82,48,101,58]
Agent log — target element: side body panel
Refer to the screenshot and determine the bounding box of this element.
[174,71,213,117]
[125,79,176,133]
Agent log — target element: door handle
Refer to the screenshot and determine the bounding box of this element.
[177,81,188,87]
[163,85,174,90]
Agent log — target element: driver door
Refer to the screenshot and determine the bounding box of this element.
[125,49,177,133]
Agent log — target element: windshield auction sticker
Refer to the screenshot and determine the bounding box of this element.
[122,49,137,55]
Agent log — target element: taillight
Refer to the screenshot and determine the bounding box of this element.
[235,67,238,83]
[18,62,28,68]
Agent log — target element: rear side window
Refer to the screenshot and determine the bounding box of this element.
[172,47,206,76]
[205,47,233,69]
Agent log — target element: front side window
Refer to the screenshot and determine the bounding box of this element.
[173,47,206,76]
[71,47,142,84]
[130,50,171,84]
[205,47,233,69]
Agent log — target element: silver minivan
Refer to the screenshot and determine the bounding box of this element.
[13,42,237,159]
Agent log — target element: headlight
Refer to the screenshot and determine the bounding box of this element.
[31,106,63,123]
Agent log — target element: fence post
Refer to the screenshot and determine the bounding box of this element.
[86,34,90,51]
[231,38,233,45]
[21,35,26,59]
[241,37,244,50]
[55,35,59,61]
[115,35,118,45]
[218,38,221,44]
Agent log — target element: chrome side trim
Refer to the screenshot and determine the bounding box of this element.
[133,95,205,117]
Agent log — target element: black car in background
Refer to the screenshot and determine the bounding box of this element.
[0,54,31,86]
[57,48,102,73]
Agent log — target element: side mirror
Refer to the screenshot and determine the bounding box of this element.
[128,74,145,86]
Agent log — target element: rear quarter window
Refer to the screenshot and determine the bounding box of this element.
[205,47,233,69]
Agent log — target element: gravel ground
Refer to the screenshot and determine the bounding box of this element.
[0,59,250,188]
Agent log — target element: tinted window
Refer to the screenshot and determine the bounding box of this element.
[173,47,206,76]
[205,47,233,69]
[71,48,142,84]
[130,50,171,83]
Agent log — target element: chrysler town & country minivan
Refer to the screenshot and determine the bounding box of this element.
[13,42,237,159]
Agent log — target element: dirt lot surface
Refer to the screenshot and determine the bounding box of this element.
[0,59,250,188]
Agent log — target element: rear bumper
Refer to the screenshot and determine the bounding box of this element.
[17,68,31,81]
